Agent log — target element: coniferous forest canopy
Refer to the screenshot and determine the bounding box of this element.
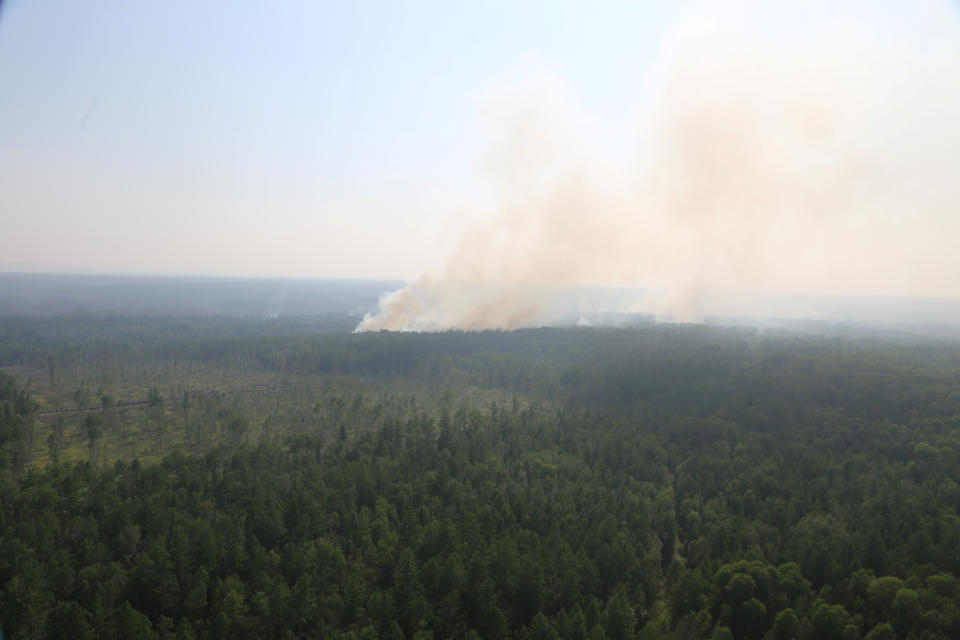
[2,279,960,639]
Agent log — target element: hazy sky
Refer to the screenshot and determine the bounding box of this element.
[4,1,960,332]
[0,1,681,278]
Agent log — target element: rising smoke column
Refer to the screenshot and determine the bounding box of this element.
[357,0,960,332]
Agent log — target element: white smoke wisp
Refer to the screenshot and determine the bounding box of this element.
[357,0,960,332]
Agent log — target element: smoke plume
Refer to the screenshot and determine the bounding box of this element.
[357,0,960,331]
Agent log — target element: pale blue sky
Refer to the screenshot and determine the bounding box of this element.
[0,1,682,278]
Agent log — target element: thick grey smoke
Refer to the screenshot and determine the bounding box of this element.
[357,0,960,332]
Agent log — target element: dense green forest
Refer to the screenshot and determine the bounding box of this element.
[2,314,960,639]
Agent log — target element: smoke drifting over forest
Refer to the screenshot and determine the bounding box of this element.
[358,1,960,332]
